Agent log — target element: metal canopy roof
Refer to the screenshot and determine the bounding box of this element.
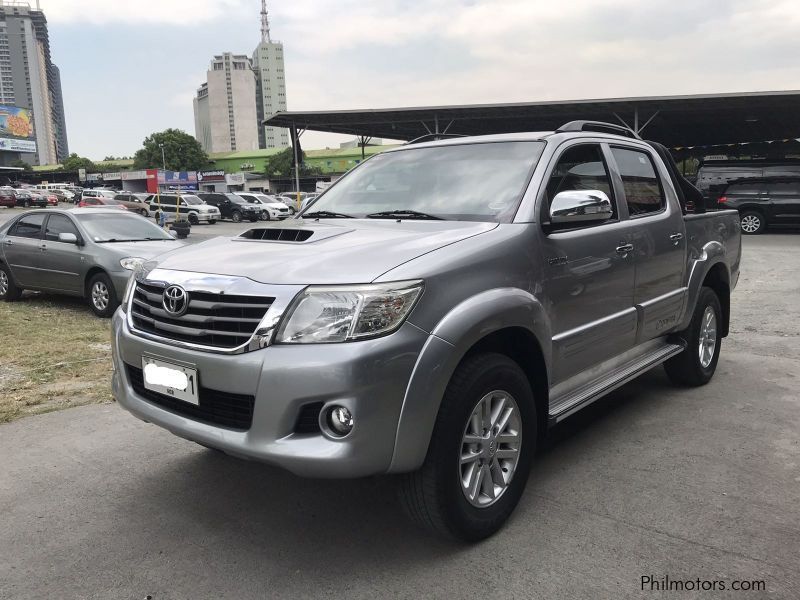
[266,90,800,148]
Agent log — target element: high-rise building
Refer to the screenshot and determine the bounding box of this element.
[193,52,259,153]
[0,1,68,165]
[252,0,288,148]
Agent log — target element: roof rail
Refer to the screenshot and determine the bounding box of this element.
[556,120,641,140]
[405,133,468,145]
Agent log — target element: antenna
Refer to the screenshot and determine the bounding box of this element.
[260,0,271,43]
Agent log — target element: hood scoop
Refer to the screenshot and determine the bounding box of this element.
[238,228,315,242]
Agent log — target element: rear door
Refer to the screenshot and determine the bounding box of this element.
[539,141,638,384]
[3,213,47,286]
[39,214,84,293]
[609,145,687,342]
[764,181,800,223]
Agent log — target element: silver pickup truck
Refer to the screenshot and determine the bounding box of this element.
[110,122,741,541]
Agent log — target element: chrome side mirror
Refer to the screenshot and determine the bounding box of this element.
[58,232,79,244]
[549,190,613,224]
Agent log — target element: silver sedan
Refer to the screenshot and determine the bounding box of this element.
[0,208,184,317]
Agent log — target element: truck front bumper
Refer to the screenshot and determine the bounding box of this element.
[110,310,428,478]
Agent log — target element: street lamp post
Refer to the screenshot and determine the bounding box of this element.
[159,143,166,170]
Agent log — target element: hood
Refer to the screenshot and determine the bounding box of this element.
[99,240,185,262]
[151,219,497,284]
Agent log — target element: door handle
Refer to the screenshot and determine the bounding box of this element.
[39,243,47,252]
[669,233,684,245]
[3,239,11,246]
[616,243,634,254]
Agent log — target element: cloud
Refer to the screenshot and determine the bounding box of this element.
[44,0,252,25]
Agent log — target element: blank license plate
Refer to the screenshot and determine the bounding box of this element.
[141,357,199,405]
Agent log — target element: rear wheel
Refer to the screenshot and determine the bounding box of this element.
[398,353,535,542]
[0,263,22,301]
[87,272,118,318]
[740,211,765,234]
[208,219,217,225]
[664,286,722,386]
[231,210,242,223]
[188,213,199,225]
[139,209,148,217]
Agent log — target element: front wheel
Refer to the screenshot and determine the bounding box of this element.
[664,286,722,386]
[87,272,119,318]
[398,353,536,542]
[188,213,199,225]
[208,219,217,225]
[231,210,242,223]
[739,211,765,234]
[140,209,148,217]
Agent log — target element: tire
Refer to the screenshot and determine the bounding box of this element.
[140,209,148,217]
[87,272,119,318]
[22,200,29,208]
[188,213,199,225]
[260,211,269,221]
[664,286,722,386]
[208,220,217,225]
[398,353,536,542]
[739,211,765,235]
[0,263,22,301]
[231,210,242,223]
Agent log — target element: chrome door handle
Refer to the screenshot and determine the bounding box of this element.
[39,243,47,252]
[669,233,684,245]
[616,243,634,254]
[3,239,11,246]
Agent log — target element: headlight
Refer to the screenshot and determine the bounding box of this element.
[120,257,146,271]
[276,280,423,344]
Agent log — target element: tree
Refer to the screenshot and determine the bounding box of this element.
[263,147,322,177]
[9,158,32,172]
[103,155,118,161]
[133,129,209,171]
[60,153,97,172]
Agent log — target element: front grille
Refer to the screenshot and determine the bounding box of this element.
[127,364,255,430]
[130,282,274,349]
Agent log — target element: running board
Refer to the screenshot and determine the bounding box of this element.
[548,342,686,424]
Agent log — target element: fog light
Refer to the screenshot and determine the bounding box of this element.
[327,405,354,436]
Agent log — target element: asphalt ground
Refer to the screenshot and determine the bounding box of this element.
[0,214,799,599]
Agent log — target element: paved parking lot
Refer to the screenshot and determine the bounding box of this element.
[1,222,799,598]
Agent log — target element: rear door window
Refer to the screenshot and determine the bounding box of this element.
[10,213,46,239]
[610,147,665,216]
[726,182,762,195]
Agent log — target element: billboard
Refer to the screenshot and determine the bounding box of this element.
[0,105,37,153]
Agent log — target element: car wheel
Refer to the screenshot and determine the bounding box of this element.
[188,213,199,225]
[259,211,269,221]
[231,210,242,223]
[739,211,765,235]
[398,352,535,542]
[0,263,22,301]
[208,220,217,225]
[22,200,29,208]
[664,286,722,387]
[140,209,148,217]
[87,272,119,318]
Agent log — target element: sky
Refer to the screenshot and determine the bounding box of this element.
[42,0,800,160]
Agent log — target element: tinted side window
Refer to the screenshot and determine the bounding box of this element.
[611,147,664,216]
[726,182,761,195]
[45,215,80,242]
[546,144,616,218]
[766,182,800,195]
[10,213,46,239]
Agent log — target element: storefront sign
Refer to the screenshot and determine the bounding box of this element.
[225,172,245,185]
[198,170,226,182]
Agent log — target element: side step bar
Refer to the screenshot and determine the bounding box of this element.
[548,342,686,424]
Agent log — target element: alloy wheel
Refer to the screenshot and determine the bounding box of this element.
[740,214,761,233]
[91,281,109,311]
[459,390,522,508]
[698,306,717,368]
[0,270,8,296]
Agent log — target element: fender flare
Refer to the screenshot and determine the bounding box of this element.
[388,287,551,473]
[679,241,730,332]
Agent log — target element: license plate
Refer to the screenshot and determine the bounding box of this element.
[141,357,199,405]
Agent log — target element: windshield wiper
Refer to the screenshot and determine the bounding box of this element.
[366,210,443,220]
[97,237,168,243]
[302,210,354,219]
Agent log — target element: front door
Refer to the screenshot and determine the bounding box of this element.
[3,213,47,287]
[39,214,84,293]
[609,146,688,342]
[539,142,638,384]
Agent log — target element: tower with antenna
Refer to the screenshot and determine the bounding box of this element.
[252,0,289,148]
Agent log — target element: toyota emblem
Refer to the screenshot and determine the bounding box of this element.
[162,285,189,316]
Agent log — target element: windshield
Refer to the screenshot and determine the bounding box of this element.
[77,213,175,242]
[98,190,116,198]
[303,141,545,222]
[181,195,203,205]
[225,193,246,204]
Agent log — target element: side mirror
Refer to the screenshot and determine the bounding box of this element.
[549,190,613,225]
[58,232,79,244]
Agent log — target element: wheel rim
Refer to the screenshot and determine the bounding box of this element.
[0,270,8,296]
[91,281,109,311]
[459,390,522,508]
[741,214,761,233]
[698,306,717,368]
[232,212,241,222]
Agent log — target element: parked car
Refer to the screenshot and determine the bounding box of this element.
[0,208,183,316]
[0,187,18,207]
[196,192,260,222]
[718,177,800,234]
[237,192,292,220]
[696,160,800,204]
[78,196,127,210]
[79,189,117,205]
[146,193,220,225]
[114,192,151,216]
[50,188,75,202]
[110,123,741,541]
[18,189,48,208]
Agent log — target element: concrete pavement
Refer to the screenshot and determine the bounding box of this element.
[1,234,799,599]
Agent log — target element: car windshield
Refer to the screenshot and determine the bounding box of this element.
[181,195,203,205]
[77,213,175,242]
[103,199,121,205]
[304,141,545,222]
[98,190,116,198]
[225,193,246,204]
